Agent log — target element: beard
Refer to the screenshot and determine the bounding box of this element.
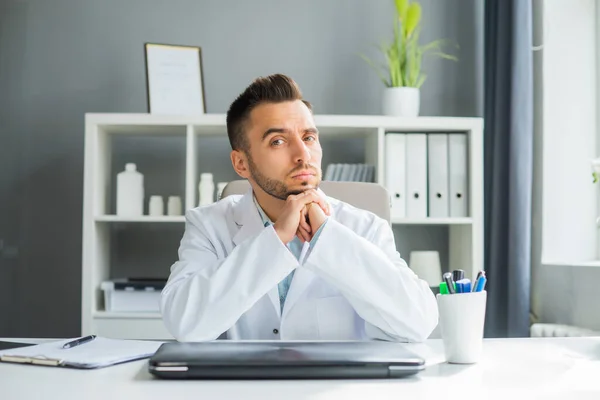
[246,154,320,201]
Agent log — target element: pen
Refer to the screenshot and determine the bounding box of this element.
[439,282,449,295]
[452,269,465,282]
[455,278,471,293]
[473,272,487,292]
[443,272,455,294]
[62,335,96,349]
[472,270,485,292]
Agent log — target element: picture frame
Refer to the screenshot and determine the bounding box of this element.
[144,42,207,115]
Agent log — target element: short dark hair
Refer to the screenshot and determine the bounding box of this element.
[226,74,312,152]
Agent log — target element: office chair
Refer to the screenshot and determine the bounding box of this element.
[221,180,391,223]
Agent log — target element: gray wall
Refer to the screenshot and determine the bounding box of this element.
[0,0,483,337]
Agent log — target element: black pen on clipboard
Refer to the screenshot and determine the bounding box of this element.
[62,335,96,349]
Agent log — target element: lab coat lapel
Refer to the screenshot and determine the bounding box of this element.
[282,266,315,318]
[232,188,262,246]
[231,188,281,317]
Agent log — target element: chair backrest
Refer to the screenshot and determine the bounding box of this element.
[221,180,390,223]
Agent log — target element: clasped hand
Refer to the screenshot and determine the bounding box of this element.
[273,189,330,244]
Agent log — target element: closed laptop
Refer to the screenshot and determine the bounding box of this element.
[148,341,425,379]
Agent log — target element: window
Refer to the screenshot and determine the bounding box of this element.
[540,0,598,265]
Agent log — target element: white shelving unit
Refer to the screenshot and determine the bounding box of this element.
[82,113,484,339]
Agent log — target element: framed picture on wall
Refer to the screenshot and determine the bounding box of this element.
[144,43,206,115]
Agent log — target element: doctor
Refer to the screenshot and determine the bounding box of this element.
[161,74,438,342]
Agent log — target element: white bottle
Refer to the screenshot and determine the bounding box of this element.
[198,173,215,206]
[116,163,144,216]
[167,196,182,216]
[149,196,164,216]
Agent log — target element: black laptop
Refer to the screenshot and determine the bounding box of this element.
[148,341,425,379]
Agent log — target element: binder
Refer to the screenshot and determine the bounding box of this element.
[0,337,161,369]
[358,164,369,182]
[448,133,468,217]
[366,165,375,183]
[405,134,428,218]
[427,134,449,218]
[332,164,344,181]
[338,164,351,181]
[385,133,407,219]
[324,164,335,181]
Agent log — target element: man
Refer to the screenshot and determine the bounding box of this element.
[161,74,438,342]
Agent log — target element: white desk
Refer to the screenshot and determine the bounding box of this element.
[1,337,599,400]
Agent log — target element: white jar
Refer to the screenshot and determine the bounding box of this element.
[198,173,215,206]
[116,163,144,216]
[149,196,164,216]
[167,196,182,216]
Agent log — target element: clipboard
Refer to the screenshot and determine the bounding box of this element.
[0,337,162,369]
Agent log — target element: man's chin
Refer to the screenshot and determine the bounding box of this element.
[287,181,319,193]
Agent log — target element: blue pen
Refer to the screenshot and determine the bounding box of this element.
[474,272,487,292]
[455,278,471,293]
[472,270,485,292]
[459,278,472,293]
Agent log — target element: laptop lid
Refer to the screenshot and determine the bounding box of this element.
[148,341,425,379]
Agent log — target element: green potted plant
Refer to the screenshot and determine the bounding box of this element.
[361,0,458,116]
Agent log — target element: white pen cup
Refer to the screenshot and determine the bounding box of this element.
[436,290,487,364]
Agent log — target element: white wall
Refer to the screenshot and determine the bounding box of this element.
[0,0,484,337]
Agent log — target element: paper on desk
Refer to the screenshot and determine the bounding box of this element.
[0,337,162,369]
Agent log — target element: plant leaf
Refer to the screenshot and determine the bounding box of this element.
[395,0,409,25]
[359,53,391,87]
[405,3,421,37]
[430,52,458,61]
[392,17,404,86]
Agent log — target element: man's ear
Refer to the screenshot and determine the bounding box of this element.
[231,150,250,179]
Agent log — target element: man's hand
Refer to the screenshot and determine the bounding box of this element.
[297,191,330,243]
[306,201,328,234]
[273,190,329,244]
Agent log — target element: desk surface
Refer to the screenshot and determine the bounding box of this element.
[0,337,599,400]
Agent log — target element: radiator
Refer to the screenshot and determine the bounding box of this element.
[530,323,600,337]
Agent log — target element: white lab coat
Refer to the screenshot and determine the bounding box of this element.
[160,188,438,342]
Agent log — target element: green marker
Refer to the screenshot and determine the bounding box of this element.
[440,282,449,295]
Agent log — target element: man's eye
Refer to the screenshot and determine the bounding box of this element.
[271,139,284,146]
[304,136,316,142]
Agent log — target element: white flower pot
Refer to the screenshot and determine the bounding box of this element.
[591,158,600,175]
[382,87,420,117]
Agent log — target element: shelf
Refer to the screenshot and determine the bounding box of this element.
[83,113,484,339]
[95,215,185,223]
[93,311,162,319]
[391,217,473,225]
[84,113,483,136]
